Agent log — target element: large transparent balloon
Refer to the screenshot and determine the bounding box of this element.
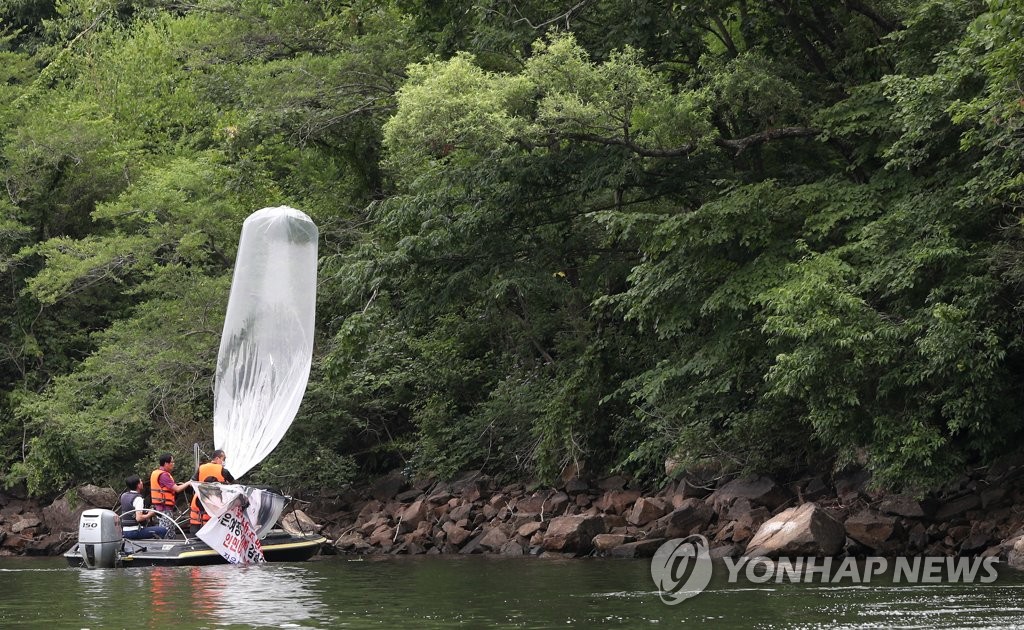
[213,206,318,479]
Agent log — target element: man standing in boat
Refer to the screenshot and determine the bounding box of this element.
[150,453,190,515]
[189,475,222,535]
[192,449,235,484]
[120,475,168,539]
[189,450,237,535]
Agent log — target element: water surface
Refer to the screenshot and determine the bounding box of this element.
[1,555,1023,628]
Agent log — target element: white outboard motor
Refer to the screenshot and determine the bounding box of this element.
[78,509,121,568]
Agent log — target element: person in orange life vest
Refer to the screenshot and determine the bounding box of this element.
[150,453,189,515]
[191,449,235,484]
[120,475,168,540]
[189,475,221,535]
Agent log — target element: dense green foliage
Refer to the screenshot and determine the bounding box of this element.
[1,0,1023,497]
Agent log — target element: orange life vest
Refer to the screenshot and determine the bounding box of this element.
[189,494,210,527]
[197,462,226,483]
[150,468,176,509]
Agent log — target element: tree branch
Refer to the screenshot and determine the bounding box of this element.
[714,127,822,155]
[530,126,822,158]
[841,0,901,33]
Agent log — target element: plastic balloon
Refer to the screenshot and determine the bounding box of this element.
[213,206,317,478]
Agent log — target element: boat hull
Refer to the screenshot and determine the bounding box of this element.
[65,530,326,568]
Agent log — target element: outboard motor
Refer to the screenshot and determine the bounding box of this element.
[78,509,121,568]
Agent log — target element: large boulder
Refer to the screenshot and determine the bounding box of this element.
[934,494,981,521]
[593,533,635,551]
[608,538,666,558]
[280,509,322,536]
[661,499,714,538]
[77,485,118,509]
[442,521,472,546]
[878,494,925,518]
[371,472,407,502]
[708,476,790,512]
[11,515,41,534]
[42,498,81,537]
[41,485,116,537]
[541,515,606,554]
[745,503,845,558]
[593,490,641,515]
[1007,536,1024,571]
[627,497,667,526]
[478,527,509,552]
[24,533,73,556]
[844,510,897,551]
[398,499,429,533]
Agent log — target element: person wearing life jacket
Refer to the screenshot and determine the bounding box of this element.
[120,475,168,540]
[150,453,189,515]
[191,449,235,484]
[189,475,221,535]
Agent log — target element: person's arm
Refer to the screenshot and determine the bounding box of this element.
[133,496,152,523]
[160,472,189,494]
[222,468,235,483]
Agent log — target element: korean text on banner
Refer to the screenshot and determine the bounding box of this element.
[197,497,265,565]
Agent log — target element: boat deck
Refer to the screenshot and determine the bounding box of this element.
[65,529,326,567]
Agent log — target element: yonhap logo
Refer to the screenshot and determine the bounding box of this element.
[649,543,1001,606]
[650,535,714,604]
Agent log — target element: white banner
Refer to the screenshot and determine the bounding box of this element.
[197,495,265,565]
[193,482,287,539]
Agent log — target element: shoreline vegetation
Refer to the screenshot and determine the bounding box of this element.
[3,3,1024,547]
[8,461,1024,568]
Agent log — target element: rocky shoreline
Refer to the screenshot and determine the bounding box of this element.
[7,460,1024,567]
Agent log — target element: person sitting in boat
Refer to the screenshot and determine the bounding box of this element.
[150,453,189,515]
[191,449,235,484]
[120,475,169,540]
[189,475,221,535]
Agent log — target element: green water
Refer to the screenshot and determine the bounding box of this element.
[1,555,1023,628]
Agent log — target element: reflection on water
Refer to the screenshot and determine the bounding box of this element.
[184,564,329,627]
[1,556,1024,628]
[66,561,331,629]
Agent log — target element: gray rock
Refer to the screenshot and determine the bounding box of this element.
[745,503,845,558]
[593,490,642,515]
[442,521,472,546]
[661,499,714,538]
[844,510,896,550]
[371,472,407,501]
[76,485,118,509]
[627,497,667,526]
[541,515,606,554]
[934,494,981,521]
[479,527,509,552]
[878,495,925,518]
[1008,536,1024,570]
[608,538,666,558]
[280,509,322,536]
[593,533,635,551]
[708,476,790,512]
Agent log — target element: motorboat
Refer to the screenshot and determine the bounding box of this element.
[65,490,327,568]
[64,522,325,568]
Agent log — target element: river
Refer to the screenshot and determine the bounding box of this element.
[2,555,1024,628]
